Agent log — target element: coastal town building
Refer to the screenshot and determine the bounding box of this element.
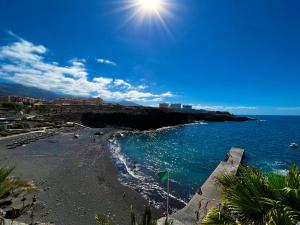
[52,97,103,106]
[33,101,48,106]
[159,103,169,108]
[10,96,37,104]
[170,103,182,109]
[0,95,11,104]
[159,102,188,110]
[183,105,193,110]
[0,95,39,104]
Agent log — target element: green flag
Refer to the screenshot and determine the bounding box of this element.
[158,170,169,182]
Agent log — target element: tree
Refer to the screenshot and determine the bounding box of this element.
[0,167,33,224]
[202,164,300,225]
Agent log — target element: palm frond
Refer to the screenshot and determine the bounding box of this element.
[131,206,136,225]
[218,173,240,190]
[286,164,300,189]
[220,166,272,224]
[262,198,300,225]
[140,206,156,225]
[266,173,286,190]
[213,164,300,225]
[202,207,238,225]
[0,167,34,200]
[280,187,300,211]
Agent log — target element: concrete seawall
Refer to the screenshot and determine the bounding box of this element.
[158,147,244,225]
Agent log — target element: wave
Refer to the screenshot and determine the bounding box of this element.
[109,138,144,180]
[273,169,289,176]
[184,121,208,126]
[141,121,208,134]
[108,137,188,209]
[111,121,208,139]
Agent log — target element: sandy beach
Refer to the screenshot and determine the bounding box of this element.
[0,127,161,225]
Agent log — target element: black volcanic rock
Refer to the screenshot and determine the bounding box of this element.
[81,107,251,130]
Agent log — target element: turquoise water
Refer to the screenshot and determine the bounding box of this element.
[109,116,300,210]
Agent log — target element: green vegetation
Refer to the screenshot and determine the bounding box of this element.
[12,121,23,129]
[0,167,33,200]
[2,103,24,113]
[1,102,34,114]
[0,167,33,223]
[96,206,172,225]
[95,214,115,225]
[96,164,300,225]
[202,164,300,225]
[0,125,4,131]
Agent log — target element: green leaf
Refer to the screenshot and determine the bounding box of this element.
[202,207,238,225]
[95,213,115,225]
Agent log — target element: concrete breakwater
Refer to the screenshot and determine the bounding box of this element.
[158,147,245,225]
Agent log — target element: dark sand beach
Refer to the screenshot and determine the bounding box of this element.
[0,127,161,225]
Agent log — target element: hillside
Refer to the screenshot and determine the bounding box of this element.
[0,82,69,100]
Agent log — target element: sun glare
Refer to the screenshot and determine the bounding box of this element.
[116,0,175,35]
[136,0,164,13]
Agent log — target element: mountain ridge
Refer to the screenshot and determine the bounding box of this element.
[0,82,71,100]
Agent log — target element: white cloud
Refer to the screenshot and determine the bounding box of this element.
[137,84,147,90]
[192,104,257,111]
[276,107,300,111]
[0,39,46,62]
[113,79,132,89]
[0,37,173,103]
[96,58,117,66]
[161,91,173,97]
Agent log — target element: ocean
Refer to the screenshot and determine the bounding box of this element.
[108,116,300,211]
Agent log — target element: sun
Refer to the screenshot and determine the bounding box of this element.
[128,0,169,18]
[116,0,175,34]
[136,0,164,13]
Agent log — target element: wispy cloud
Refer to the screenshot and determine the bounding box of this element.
[96,58,117,66]
[0,35,173,103]
[137,84,147,90]
[160,91,173,97]
[276,107,300,111]
[113,79,132,89]
[192,104,257,112]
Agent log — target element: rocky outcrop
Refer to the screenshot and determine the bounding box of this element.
[81,107,251,130]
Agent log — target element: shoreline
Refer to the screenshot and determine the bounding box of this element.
[108,130,188,212]
[0,126,162,225]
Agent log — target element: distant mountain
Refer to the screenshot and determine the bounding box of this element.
[117,100,140,106]
[0,82,69,100]
[0,82,141,105]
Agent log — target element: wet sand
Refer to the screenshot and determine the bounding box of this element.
[0,127,161,225]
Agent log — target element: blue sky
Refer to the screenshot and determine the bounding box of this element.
[0,0,300,115]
